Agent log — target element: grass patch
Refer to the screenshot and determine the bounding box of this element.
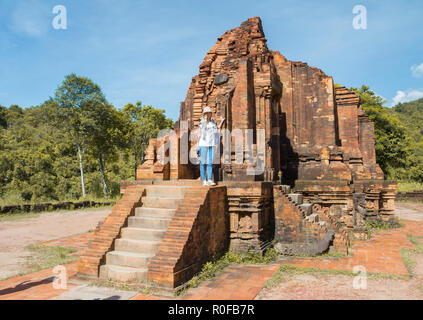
[397,181,423,193]
[0,205,113,223]
[400,248,416,276]
[175,248,279,296]
[400,234,423,277]
[366,218,403,239]
[24,244,78,274]
[264,264,408,289]
[0,242,80,281]
[0,194,120,207]
[408,234,423,253]
[0,212,42,222]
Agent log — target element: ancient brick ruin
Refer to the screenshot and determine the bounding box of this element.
[77,17,397,291]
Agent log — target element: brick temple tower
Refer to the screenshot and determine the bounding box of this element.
[77,17,397,291]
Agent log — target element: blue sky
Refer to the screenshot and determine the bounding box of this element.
[0,0,422,120]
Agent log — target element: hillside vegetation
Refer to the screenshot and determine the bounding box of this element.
[0,74,173,205]
[352,86,423,187]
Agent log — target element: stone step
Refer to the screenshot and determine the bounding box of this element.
[135,207,176,219]
[151,179,203,186]
[128,216,170,229]
[121,227,166,241]
[288,193,303,205]
[99,264,147,283]
[141,197,182,209]
[300,203,313,216]
[114,238,161,254]
[145,186,188,198]
[106,251,154,268]
[306,213,319,223]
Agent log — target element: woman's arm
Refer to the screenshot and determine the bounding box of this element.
[213,117,225,146]
[218,116,225,130]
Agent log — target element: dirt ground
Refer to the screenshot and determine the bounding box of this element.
[1,202,423,299]
[255,272,423,300]
[256,202,423,300]
[393,202,423,221]
[0,208,111,279]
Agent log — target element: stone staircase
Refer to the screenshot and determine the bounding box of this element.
[99,185,189,283]
[286,193,327,228]
[274,186,349,255]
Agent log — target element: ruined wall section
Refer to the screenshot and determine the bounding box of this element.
[273,51,339,152]
[272,51,350,183]
[335,86,384,181]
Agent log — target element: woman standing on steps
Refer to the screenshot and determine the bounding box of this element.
[198,107,225,186]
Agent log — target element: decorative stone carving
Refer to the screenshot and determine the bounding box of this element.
[239,215,253,232]
[214,73,229,85]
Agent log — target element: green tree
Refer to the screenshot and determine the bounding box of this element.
[0,105,7,128]
[351,85,415,179]
[392,97,423,182]
[82,101,128,197]
[122,102,174,179]
[53,74,106,197]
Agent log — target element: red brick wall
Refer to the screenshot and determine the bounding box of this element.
[77,185,146,277]
[359,115,377,165]
[147,186,229,288]
[274,55,337,150]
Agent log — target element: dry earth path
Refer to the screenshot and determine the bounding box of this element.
[255,202,423,300]
[0,208,111,279]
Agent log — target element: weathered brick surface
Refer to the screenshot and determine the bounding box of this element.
[139,16,396,216]
[147,186,229,288]
[273,186,349,254]
[136,138,170,181]
[134,17,395,258]
[224,182,274,253]
[76,185,146,277]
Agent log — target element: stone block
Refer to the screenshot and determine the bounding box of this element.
[288,193,303,205]
[307,213,319,223]
[299,203,312,216]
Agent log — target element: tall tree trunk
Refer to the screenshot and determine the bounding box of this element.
[76,135,86,198]
[98,155,108,197]
[134,151,137,180]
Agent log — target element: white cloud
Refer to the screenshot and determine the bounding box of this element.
[411,63,423,78]
[9,0,50,37]
[392,89,423,106]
